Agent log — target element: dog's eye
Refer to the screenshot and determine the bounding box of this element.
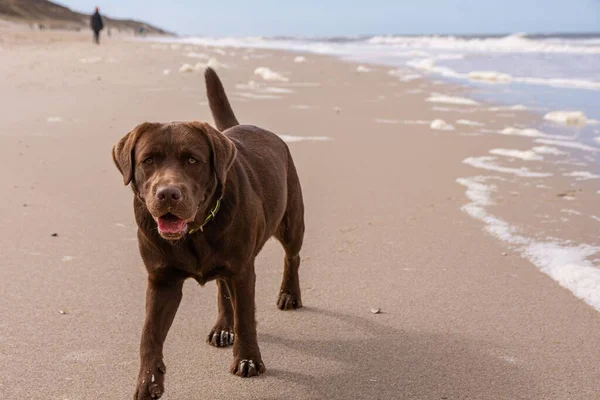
[143,157,153,164]
[188,157,197,164]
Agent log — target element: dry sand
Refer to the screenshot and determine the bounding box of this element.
[1,26,599,399]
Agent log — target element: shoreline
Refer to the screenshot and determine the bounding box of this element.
[2,28,600,399]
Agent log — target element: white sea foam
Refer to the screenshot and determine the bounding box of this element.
[463,156,552,177]
[532,146,567,156]
[468,71,512,83]
[356,65,371,72]
[457,176,600,312]
[489,149,543,161]
[430,119,455,131]
[426,93,480,105]
[563,171,600,181]
[293,56,307,63]
[278,135,332,143]
[456,119,484,126]
[535,139,599,152]
[254,67,289,82]
[544,111,588,127]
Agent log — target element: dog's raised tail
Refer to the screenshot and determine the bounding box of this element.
[204,67,239,131]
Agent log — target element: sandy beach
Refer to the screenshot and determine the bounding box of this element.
[1,25,600,399]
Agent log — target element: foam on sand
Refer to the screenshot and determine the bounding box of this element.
[374,119,401,124]
[254,67,289,82]
[463,156,552,177]
[544,111,588,127]
[488,104,529,111]
[563,171,600,181]
[532,146,567,156]
[535,139,599,152]
[489,149,543,161]
[185,52,210,59]
[235,81,294,93]
[426,93,480,105]
[456,119,484,126]
[499,127,546,138]
[356,65,371,72]
[278,135,332,143]
[457,176,600,312]
[293,56,307,63]
[179,63,195,73]
[430,119,455,131]
[468,71,512,83]
[290,104,316,110]
[234,92,283,100]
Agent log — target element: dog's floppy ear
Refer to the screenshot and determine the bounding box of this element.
[112,122,156,186]
[186,121,237,197]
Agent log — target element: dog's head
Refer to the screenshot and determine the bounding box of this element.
[112,121,237,240]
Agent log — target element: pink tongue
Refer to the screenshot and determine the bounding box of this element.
[158,218,187,233]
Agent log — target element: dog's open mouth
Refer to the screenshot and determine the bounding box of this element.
[157,213,188,236]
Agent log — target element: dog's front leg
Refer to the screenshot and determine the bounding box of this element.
[134,274,184,400]
[227,263,266,377]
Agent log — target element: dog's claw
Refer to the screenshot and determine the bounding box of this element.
[277,291,302,310]
[208,329,234,347]
[231,359,265,377]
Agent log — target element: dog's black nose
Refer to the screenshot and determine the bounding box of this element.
[156,186,182,202]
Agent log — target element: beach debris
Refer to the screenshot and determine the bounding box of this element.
[333,106,342,114]
[294,56,307,63]
[61,256,74,262]
[356,65,371,72]
[47,116,62,123]
[162,69,171,75]
[370,308,382,314]
[502,252,507,256]
[430,119,455,131]
[556,189,578,198]
[51,233,58,237]
[59,310,67,315]
[254,67,289,82]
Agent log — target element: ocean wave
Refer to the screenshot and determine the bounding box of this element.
[367,33,600,54]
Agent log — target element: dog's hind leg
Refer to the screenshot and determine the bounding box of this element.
[274,156,305,310]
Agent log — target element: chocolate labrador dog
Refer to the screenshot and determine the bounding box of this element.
[112,67,305,400]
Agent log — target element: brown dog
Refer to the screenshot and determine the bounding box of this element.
[112,68,305,400]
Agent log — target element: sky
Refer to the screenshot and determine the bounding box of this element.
[59,0,600,37]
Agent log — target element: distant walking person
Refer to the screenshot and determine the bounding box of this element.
[90,7,104,45]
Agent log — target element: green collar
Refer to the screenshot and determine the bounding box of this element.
[188,198,222,234]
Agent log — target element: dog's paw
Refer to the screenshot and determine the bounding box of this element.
[277,291,302,310]
[134,361,166,400]
[207,324,234,347]
[230,357,266,377]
